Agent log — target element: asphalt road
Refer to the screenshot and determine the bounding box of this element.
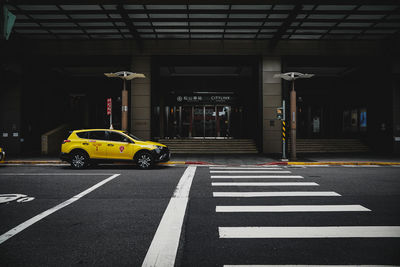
[0,164,399,266]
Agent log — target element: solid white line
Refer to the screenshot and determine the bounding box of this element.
[212,182,318,186]
[303,165,330,167]
[0,173,113,175]
[0,174,120,245]
[224,265,399,267]
[142,166,197,267]
[210,171,292,173]
[213,191,341,197]
[211,175,304,179]
[210,167,282,170]
[216,205,371,213]
[359,165,380,167]
[219,226,400,238]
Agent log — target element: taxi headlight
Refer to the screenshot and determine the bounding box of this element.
[154,145,162,153]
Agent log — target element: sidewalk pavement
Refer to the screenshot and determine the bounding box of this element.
[3,153,400,166]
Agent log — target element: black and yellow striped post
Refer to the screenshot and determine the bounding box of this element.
[282,120,286,142]
[282,120,287,159]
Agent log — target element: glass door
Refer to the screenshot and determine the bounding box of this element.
[180,106,193,138]
[204,106,216,137]
[217,106,230,138]
[193,106,204,137]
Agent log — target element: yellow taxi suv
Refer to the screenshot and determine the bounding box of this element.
[60,129,170,169]
[0,147,5,163]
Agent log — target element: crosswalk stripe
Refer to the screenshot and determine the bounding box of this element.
[211,182,317,186]
[219,226,400,238]
[216,205,370,212]
[210,171,292,173]
[211,175,304,179]
[210,167,283,170]
[224,265,398,267]
[213,191,341,197]
[141,166,197,267]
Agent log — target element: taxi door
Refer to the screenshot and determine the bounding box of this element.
[87,131,108,159]
[107,131,135,160]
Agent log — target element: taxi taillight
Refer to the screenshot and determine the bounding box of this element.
[63,140,71,144]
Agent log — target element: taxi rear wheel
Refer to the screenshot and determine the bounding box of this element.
[70,151,89,169]
[135,151,154,169]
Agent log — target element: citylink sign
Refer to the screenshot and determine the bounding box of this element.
[174,95,237,104]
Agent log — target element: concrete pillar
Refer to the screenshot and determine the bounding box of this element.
[392,61,400,154]
[262,57,282,154]
[130,56,151,140]
[0,80,22,154]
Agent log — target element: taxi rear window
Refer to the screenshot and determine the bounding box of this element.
[76,132,89,139]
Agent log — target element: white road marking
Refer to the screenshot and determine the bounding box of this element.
[213,191,341,197]
[342,165,359,167]
[0,172,112,176]
[0,194,33,204]
[219,226,400,238]
[0,173,114,176]
[224,265,399,267]
[358,165,380,167]
[142,166,197,267]
[212,182,318,186]
[288,166,306,168]
[216,205,370,213]
[210,167,282,170]
[211,175,304,179]
[0,174,120,245]
[302,165,330,167]
[210,171,292,173]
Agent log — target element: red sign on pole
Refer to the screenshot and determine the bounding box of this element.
[107,98,112,115]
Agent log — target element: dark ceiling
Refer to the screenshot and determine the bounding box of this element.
[5,2,399,47]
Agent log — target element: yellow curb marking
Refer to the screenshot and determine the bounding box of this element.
[159,161,186,165]
[288,162,400,166]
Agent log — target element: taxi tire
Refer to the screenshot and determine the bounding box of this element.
[135,151,154,169]
[70,151,89,169]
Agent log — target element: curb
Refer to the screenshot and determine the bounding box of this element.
[3,160,400,166]
[5,161,64,164]
[286,162,400,166]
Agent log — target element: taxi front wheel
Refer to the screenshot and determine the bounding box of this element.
[135,151,154,169]
[71,151,89,169]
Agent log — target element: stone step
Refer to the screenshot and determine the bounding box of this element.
[158,139,259,154]
[287,139,370,153]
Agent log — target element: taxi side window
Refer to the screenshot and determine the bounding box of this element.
[76,132,89,139]
[109,132,131,143]
[89,131,107,141]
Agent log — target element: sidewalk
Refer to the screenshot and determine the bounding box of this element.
[3,153,400,166]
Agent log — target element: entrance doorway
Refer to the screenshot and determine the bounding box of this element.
[166,105,242,138]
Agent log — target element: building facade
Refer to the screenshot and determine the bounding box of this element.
[1,2,400,155]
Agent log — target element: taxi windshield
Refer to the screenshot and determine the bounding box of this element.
[123,131,143,141]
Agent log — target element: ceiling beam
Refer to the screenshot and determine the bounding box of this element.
[14,25,400,31]
[117,4,142,50]
[10,9,400,16]
[269,3,302,50]
[6,0,400,4]
[15,17,400,23]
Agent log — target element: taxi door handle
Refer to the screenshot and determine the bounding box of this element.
[108,144,114,146]
[82,143,89,145]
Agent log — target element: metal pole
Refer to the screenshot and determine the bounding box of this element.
[110,109,113,129]
[121,72,128,131]
[282,99,286,159]
[290,79,297,160]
